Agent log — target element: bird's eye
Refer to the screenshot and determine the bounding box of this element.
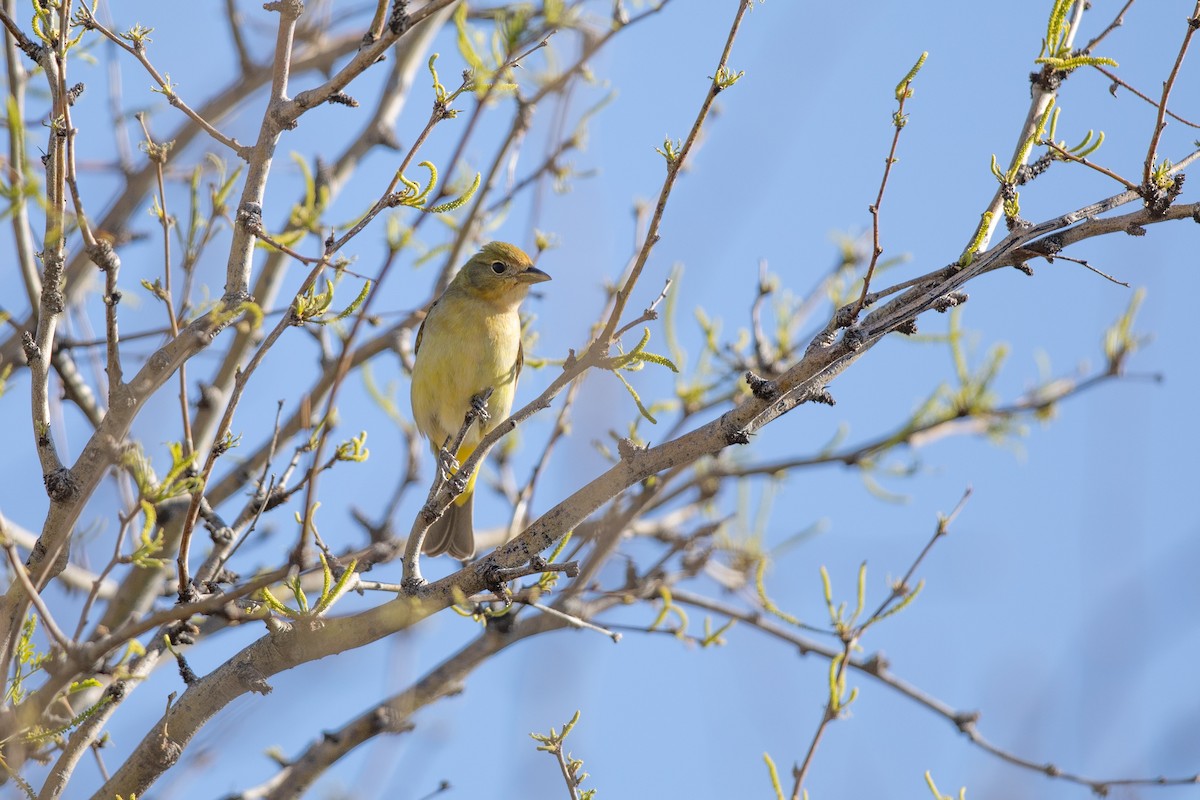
[490,261,506,274]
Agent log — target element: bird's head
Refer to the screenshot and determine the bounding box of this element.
[455,241,551,306]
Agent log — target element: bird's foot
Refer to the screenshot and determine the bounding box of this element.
[438,448,460,481]
[469,389,492,423]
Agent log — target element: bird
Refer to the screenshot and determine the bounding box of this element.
[410,241,550,559]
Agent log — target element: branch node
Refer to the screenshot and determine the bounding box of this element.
[1004,214,1032,233]
[549,559,580,578]
[41,251,66,313]
[934,292,969,313]
[86,239,120,272]
[236,201,264,234]
[725,427,751,446]
[21,331,40,364]
[806,388,835,407]
[953,710,980,732]
[745,371,779,401]
[861,652,890,675]
[174,652,198,685]
[235,661,273,695]
[43,467,80,503]
[389,0,409,35]
[327,92,359,108]
[263,0,305,19]
[1040,234,1065,257]
[420,499,442,525]
[1140,173,1186,217]
[616,437,646,462]
[479,557,580,590]
[151,731,183,770]
[1029,64,1066,92]
[167,620,200,646]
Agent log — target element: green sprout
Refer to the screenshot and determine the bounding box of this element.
[655,136,683,165]
[1037,0,1118,72]
[530,711,597,800]
[259,553,359,619]
[711,65,745,91]
[603,327,680,423]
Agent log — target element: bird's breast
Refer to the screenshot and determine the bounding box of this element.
[411,294,522,446]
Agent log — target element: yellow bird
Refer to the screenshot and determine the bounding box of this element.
[410,242,550,559]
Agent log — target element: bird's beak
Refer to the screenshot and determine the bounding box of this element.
[519,266,552,284]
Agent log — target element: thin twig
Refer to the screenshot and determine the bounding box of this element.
[2,537,72,652]
[1081,0,1136,54]
[138,114,196,457]
[790,491,971,797]
[552,745,581,800]
[72,509,135,641]
[327,34,553,253]
[1141,1,1200,188]
[206,400,287,581]
[507,376,583,538]
[1043,139,1138,190]
[613,277,673,339]
[671,586,1200,796]
[864,488,971,624]
[529,601,621,642]
[599,0,752,344]
[852,74,915,318]
[1091,64,1200,129]
[1050,253,1130,287]
[0,5,40,58]
[76,6,251,159]
[223,0,255,75]
[789,638,852,798]
[174,252,333,599]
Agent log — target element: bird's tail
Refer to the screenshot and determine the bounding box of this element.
[422,490,476,560]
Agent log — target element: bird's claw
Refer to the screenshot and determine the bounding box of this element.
[470,392,491,422]
[438,448,460,481]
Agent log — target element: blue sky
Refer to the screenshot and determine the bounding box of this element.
[2,1,1198,798]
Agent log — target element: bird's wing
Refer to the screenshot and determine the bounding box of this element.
[516,337,524,383]
[413,302,434,356]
